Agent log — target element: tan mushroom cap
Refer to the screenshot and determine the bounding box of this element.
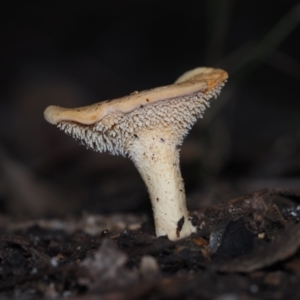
[44,67,228,125]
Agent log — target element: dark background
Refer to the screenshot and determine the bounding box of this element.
[0,1,300,218]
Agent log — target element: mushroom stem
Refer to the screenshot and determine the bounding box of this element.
[129,127,196,240]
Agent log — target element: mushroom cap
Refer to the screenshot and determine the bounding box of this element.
[44,67,228,125]
[44,67,228,156]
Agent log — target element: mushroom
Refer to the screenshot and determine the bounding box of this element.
[44,67,228,241]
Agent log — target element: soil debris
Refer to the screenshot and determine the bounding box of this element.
[1,189,300,299]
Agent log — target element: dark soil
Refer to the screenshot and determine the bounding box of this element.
[1,189,300,299]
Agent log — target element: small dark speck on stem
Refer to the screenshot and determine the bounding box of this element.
[176,217,185,237]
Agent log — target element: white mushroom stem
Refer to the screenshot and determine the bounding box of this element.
[129,127,196,240]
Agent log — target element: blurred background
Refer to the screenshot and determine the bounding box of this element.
[0,0,299,218]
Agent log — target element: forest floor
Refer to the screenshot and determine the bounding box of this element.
[1,188,300,299]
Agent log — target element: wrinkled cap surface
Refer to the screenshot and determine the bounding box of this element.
[44,67,228,125]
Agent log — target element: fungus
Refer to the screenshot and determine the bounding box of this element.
[44,67,228,241]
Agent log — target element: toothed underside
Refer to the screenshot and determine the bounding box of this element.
[57,82,225,156]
